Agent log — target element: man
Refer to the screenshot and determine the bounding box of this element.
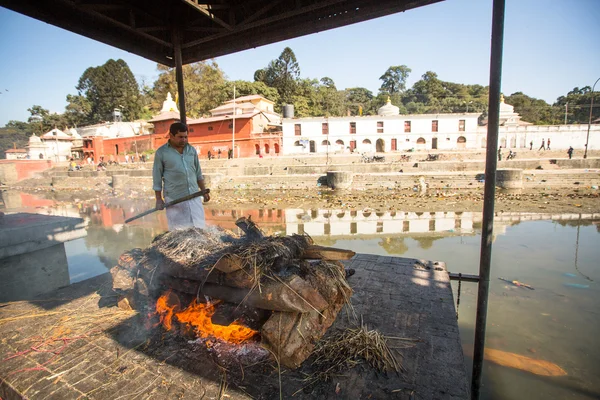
[547,138,551,150]
[567,146,573,159]
[153,122,210,230]
[539,139,546,151]
[497,146,502,162]
[530,140,533,151]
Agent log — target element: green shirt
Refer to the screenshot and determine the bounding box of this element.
[152,142,203,200]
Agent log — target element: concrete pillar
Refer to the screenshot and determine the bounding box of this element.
[326,171,353,189]
[496,169,523,189]
[112,174,128,189]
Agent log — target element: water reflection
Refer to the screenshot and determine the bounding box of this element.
[2,191,599,400]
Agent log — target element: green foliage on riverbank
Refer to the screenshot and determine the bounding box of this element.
[0,127,29,159]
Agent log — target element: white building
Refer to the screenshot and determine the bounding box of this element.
[27,134,48,159]
[40,129,74,162]
[4,149,28,160]
[282,97,600,154]
[76,121,152,138]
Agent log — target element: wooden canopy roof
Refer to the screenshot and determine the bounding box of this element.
[0,0,442,66]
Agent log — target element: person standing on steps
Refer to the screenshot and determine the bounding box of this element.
[567,146,573,159]
[498,146,502,162]
[539,139,546,151]
[547,138,551,150]
[530,140,533,150]
[153,122,211,230]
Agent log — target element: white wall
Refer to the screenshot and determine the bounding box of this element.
[283,115,600,153]
[283,114,482,154]
[493,124,600,151]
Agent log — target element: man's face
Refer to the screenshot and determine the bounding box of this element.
[171,131,188,147]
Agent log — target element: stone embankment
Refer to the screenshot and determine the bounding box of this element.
[37,152,600,192]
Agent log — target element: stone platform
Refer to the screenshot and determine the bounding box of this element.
[0,213,86,259]
[0,254,468,399]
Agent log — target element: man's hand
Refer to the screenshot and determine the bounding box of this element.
[156,198,165,210]
[203,192,211,203]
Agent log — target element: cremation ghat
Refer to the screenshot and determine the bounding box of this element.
[110,217,356,368]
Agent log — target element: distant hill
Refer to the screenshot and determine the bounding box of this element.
[0,127,29,159]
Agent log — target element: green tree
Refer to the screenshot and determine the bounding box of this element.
[152,60,227,118]
[75,59,142,123]
[254,47,300,105]
[554,86,600,124]
[505,92,555,125]
[0,127,30,159]
[225,80,280,105]
[344,87,375,115]
[27,105,69,132]
[64,94,92,126]
[316,77,346,117]
[379,65,411,95]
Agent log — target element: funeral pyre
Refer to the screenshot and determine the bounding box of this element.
[110,217,355,369]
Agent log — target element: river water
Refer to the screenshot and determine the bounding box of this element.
[1,190,599,400]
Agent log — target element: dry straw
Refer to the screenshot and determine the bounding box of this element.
[306,323,415,385]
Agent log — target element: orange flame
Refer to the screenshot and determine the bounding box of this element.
[155,291,258,344]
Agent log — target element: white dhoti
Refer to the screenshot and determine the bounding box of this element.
[165,196,206,230]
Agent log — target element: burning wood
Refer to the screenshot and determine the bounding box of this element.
[110,217,355,369]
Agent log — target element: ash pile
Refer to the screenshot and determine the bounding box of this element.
[110,217,355,369]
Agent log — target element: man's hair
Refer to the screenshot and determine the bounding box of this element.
[169,122,188,135]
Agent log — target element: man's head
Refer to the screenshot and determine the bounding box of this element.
[169,122,188,148]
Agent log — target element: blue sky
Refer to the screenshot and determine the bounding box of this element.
[0,0,599,126]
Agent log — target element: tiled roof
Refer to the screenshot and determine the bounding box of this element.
[188,112,260,125]
[149,111,181,122]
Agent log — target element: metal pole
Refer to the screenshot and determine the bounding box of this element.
[584,78,599,159]
[232,84,236,158]
[172,26,186,125]
[471,0,505,398]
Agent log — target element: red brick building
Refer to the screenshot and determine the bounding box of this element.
[150,94,282,158]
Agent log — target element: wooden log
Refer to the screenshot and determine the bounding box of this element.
[198,275,328,313]
[212,254,244,273]
[210,302,272,330]
[138,258,255,289]
[110,265,136,291]
[260,260,352,369]
[235,216,265,240]
[301,245,355,260]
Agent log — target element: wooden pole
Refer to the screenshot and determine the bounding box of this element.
[172,25,186,125]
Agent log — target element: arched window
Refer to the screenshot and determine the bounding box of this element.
[264,143,270,154]
[274,143,280,153]
[336,139,344,145]
[255,144,260,155]
[362,139,371,144]
[321,140,330,146]
[416,137,426,144]
[294,141,300,146]
[457,136,467,149]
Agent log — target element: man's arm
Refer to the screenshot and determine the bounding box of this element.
[152,149,165,209]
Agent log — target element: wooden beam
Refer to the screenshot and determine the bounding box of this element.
[137,25,169,33]
[182,0,233,31]
[302,245,355,260]
[70,1,172,47]
[213,254,244,274]
[182,0,347,49]
[182,0,441,61]
[184,25,224,32]
[239,0,282,26]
